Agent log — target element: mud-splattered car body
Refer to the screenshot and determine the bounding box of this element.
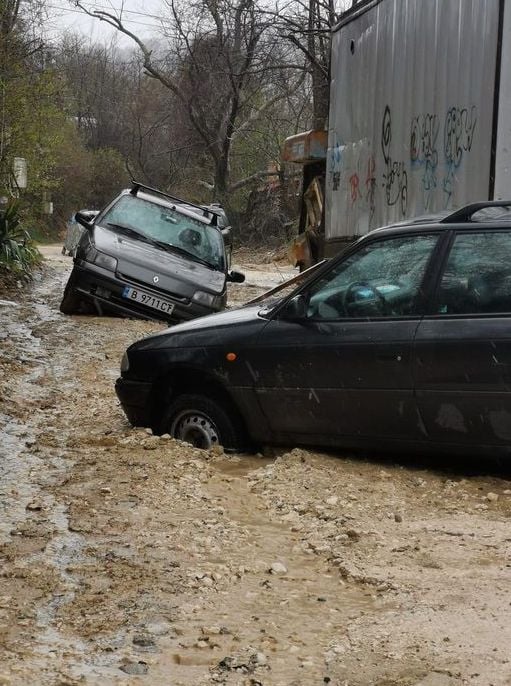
[116,201,511,454]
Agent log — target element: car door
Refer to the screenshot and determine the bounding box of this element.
[248,232,440,445]
[414,229,511,447]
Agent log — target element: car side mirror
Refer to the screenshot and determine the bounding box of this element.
[227,270,245,283]
[75,211,95,229]
[221,226,232,245]
[279,294,308,320]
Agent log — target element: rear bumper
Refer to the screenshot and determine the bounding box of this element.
[115,377,154,427]
[70,261,221,323]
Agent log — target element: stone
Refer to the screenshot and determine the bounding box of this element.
[346,529,360,541]
[133,634,156,647]
[394,513,403,522]
[487,492,499,502]
[143,437,160,450]
[326,496,339,506]
[120,661,148,675]
[145,620,173,636]
[270,562,287,574]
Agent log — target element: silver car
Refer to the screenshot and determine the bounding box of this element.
[59,183,244,324]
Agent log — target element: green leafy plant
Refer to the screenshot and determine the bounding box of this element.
[0,200,41,274]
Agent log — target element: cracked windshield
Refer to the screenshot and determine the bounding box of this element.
[2,0,511,685]
[102,194,225,270]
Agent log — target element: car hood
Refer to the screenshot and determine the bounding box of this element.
[94,224,226,295]
[131,304,268,350]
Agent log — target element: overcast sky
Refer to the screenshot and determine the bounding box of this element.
[45,1,164,46]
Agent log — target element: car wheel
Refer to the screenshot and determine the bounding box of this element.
[59,284,82,314]
[163,393,245,451]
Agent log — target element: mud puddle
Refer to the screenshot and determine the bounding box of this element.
[144,455,379,685]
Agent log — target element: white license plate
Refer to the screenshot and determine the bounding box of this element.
[122,286,174,315]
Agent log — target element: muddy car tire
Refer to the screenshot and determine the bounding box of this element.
[59,285,82,315]
[163,394,245,451]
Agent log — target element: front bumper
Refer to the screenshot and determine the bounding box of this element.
[115,377,154,427]
[70,261,222,323]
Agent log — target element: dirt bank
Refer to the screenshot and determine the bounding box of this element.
[0,248,510,685]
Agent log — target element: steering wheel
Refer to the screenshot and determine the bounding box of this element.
[342,281,387,315]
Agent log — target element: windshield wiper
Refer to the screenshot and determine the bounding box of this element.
[151,240,219,270]
[106,223,153,243]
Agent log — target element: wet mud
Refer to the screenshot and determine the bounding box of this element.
[0,246,510,685]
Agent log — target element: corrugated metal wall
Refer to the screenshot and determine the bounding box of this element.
[326,0,501,239]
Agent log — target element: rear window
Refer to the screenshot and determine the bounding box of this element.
[437,231,511,314]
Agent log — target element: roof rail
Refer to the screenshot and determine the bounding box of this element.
[129,181,217,226]
[441,200,511,223]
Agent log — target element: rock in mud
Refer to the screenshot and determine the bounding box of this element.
[132,634,156,648]
[269,562,287,574]
[120,661,149,675]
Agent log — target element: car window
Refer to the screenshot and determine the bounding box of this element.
[436,231,511,314]
[305,234,438,319]
[101,195,225,270]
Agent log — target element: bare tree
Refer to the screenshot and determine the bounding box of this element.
[267,0,351,130]
[73,0,304,204]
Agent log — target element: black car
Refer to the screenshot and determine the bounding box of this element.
[116,201,511,455]
[60,183,244,324]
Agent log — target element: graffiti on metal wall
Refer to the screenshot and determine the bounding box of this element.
[381,106,408,214]
[365,155,376,221]
[332,140,376,223]
[330,105,477,226]
[410,113,439,209]
[329,135,343,191]
[443,106,477,205]
[409,105,477,208]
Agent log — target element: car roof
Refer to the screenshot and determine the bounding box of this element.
[368,201,511,239]
[121,182,224,227]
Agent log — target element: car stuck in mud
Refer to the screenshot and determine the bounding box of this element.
[116,201,511,454]
[60,183,245,324]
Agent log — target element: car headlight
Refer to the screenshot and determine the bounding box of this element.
[93,251,118,271]
[120,350,130,372]
[81,242,117,271]
[192,290,224,309]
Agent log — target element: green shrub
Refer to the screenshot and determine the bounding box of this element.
[0,200,41,275]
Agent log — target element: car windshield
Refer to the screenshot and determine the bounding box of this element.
[244,260,329,314]
[100,194,225,270]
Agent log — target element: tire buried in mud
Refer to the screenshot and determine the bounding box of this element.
[163,393,245,452]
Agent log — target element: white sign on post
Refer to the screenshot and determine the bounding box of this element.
[13,157,27,189]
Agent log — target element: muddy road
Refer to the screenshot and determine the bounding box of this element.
[1,247,511,686]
